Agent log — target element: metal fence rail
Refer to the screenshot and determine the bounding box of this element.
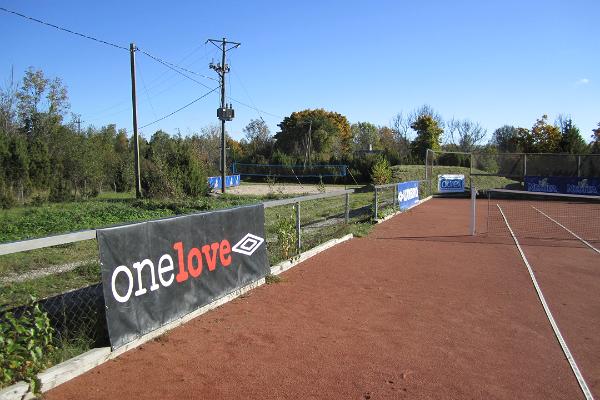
[0,190,355,257]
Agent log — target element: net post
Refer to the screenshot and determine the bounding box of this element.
[345,193,350,224]
[470,177,476,236]
[295,202,301,253]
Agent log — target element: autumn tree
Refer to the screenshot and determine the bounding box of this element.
[530,115,561,152]
[275,109,352,164]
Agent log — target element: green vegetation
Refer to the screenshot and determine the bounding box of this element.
[0,262,100,309]
[370,157,392,185]
[0,301,54,393]
[0,195,273,243]
[265,274,282,285]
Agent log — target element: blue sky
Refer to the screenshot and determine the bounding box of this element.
[1,0,598,143]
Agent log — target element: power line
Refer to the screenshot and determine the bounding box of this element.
[227,96,284,120]
[139,86,220,130]
[0,6,129,51]
[1,6,215,87]
[139,50,215,90]
[138,50,217,82]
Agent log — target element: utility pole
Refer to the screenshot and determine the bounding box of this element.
[207,37,240,193]
[130,43,142,199]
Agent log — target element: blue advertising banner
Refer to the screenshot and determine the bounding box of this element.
[208,175,241,190]
[397,181,420,210]
[438,174,465,193]
[525,176,600,196]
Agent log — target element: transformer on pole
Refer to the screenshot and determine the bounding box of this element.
[207,37,240,193]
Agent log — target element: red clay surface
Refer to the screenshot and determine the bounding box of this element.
[46,198,598,399]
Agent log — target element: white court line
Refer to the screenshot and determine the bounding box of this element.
[532,206,600,255]
[497,205,594,400]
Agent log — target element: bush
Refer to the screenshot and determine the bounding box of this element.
[0,302,54,394]
[371,157,392,185]
[141,159,181,199]
[0,191,17,209]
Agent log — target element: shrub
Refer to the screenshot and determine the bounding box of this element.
[371,157,392,185]
[0,301,54,394]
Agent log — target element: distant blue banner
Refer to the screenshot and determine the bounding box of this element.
[525,176,600,196]
[208,175,241,190]
[438,174,465,193]
[397,181,420,210]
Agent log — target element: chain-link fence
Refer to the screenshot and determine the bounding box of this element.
[426,150,600,194]
[471,152,600,178]
[0,283,108,347]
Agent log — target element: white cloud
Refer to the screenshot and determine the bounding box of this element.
[576,78,590,85]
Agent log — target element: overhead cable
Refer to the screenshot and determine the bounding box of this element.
[0,6,129,51]
[139,86,220,129]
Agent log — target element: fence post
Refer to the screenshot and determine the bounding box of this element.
[393,184,397,208]
[374,187,378,220]
[345,193,350,224]
[295,202,301,253]
[523,153,527,179]
[469,152,473,177]
[577,155,581,177]
[470,178,476,236]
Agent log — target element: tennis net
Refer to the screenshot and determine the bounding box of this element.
[483,189,600,245]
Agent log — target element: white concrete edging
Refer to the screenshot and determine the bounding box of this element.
[0,234,354,400]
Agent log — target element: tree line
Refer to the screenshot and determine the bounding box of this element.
[1,67,599,207]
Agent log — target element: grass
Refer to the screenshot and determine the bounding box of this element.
[0,240,98,276]
[0,262,101,309]
[265,274,282,284]
[0,194,280,243]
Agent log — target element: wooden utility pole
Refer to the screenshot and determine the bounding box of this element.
[207,37,240,193]
[130,43,142,199]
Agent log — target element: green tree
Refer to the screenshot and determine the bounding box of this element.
[242,118,273,164]
[7,134,29,201]
[351,121,380,151]
[275,109,352,164]
[557,117,587,154]
[370,156,392,185]
[591,122,600,154]
[491,125,521,153]
[410,115,443,161]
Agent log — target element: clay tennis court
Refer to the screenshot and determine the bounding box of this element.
[46,197,599,399]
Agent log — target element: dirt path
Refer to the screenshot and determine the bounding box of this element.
[46,198,592,399]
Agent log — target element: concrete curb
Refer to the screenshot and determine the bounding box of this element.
[0,234,354,400]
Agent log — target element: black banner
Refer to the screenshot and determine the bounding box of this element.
[97,204,268,349]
